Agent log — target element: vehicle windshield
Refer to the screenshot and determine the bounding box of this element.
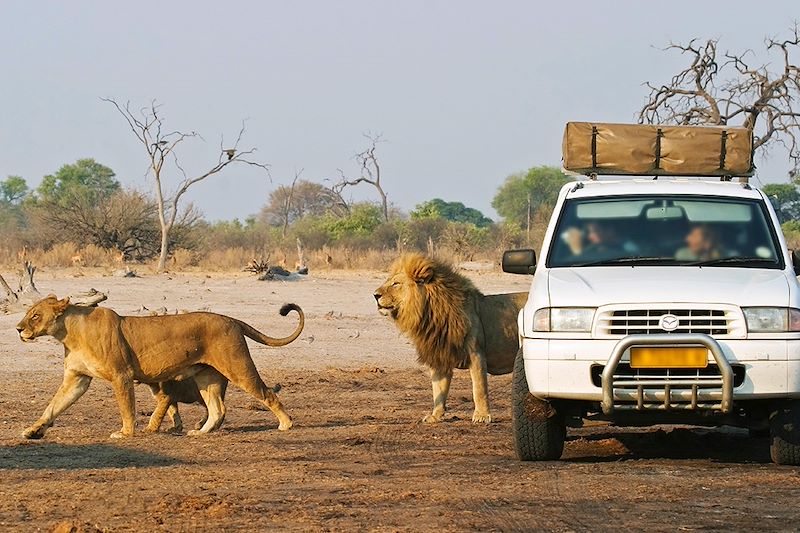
[547,195,783,269]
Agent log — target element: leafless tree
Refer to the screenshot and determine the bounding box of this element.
[335,133,390,222]
[1,262,107,314]
[639,25,800,176]
[260,178,348,227]
[326,179,352,216]
[281,169,302,239]
[103,98,270,272]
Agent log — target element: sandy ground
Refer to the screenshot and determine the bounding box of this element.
[0,267,799,532]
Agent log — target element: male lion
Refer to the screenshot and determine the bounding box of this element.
[16,296,303,439]
[374,253,527,423]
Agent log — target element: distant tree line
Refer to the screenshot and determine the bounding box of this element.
[0,159,569,265]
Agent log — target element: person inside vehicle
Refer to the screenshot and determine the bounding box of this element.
[564,220,626,261]
[675,223,727,261]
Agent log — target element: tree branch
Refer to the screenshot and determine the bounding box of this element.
[334,132,389,221]
[639,25,800,176]
[104,98,271,271]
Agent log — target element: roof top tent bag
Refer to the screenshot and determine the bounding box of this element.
[562,122,754,177]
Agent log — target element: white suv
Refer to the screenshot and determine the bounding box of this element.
[503,177,800,464]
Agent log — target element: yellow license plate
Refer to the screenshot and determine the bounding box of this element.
[629,347,708,369]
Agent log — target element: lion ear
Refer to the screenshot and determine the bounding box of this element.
[410,262,434,284]
[53,297,70,315]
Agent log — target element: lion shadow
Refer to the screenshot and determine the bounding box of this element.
[228,415,417,432]
[0,443,182,470]
[564,426,770,464]
[220,424,282,434]
[222,420,371,433]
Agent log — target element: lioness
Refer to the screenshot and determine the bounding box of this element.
[16,296,303,439]
[374,253,527,424]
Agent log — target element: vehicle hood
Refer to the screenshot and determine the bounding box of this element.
[547,267,789,307]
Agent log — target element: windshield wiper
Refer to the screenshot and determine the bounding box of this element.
[685,256,777,267]
[571,256,677,267]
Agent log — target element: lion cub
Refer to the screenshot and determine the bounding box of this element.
[145,367,229,433]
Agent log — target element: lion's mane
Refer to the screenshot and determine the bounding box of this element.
[391,253,481,373]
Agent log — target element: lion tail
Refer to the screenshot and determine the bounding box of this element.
[236,303,304,347]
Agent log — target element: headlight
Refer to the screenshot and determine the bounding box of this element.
[533,308,595,332]
[743,307,800,332]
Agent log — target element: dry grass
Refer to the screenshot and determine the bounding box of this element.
[313,248,397,270]
[0,243,506,273]
[2,243,125,269]
[195,247,253,271]
[170,248,198,270]
[192,247,407,272]
[784,231,800,251]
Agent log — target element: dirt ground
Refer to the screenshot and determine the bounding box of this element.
[0,267,799,532]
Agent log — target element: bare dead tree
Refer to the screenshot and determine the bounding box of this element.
[335,133,389,221]
[1,262,41,313]
[281,169,302,239]
[262,179,349,225]
[243,255,293,280]
[326,178,353,216]
[296,237,307,274]
[244,255,271,274]
[639,26,800,176]
[0,272,19,310]
[103,98,271,272]
[1,263,106,314]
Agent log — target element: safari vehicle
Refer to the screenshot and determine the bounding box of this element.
[503,122,800,464]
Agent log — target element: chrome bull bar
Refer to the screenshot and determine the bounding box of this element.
[600,334,733,415]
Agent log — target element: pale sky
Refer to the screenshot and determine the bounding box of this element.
[1,1,798,221]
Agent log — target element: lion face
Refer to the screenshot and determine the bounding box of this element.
[374,254,434,319]
[374,271,413,318]
[16,296,70,342]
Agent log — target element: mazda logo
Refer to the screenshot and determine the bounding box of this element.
[659,314,680,331]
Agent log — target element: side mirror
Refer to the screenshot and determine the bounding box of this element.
[792,250,800,276]
[502,249,536,275]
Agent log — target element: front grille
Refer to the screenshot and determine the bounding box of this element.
[596,308,738,337]
[591,363,746,388]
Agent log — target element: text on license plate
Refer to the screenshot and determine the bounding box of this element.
[629,346,709,368]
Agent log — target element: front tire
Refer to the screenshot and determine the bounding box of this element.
[769,401,800,465]
[512,348,565,461]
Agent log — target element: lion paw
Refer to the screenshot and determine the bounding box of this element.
[472,412,492,424]
[278,419,293,431]
[144,424,159,433]
[22,426,46,439]
[187,429,206,437]
[421,413,443,424]
[109,430,132,439]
